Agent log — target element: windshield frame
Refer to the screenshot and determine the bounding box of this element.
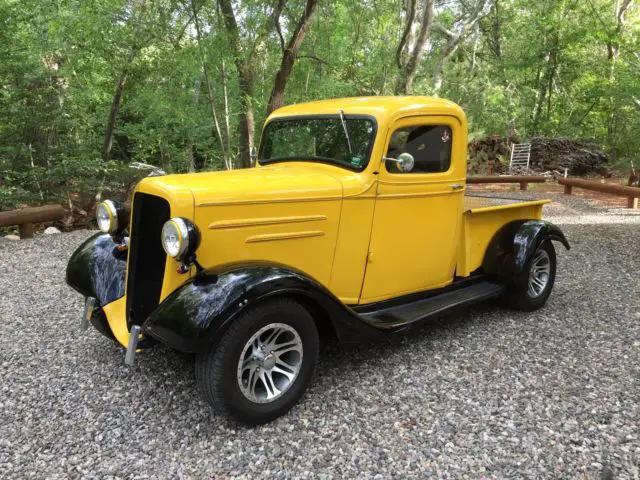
[258,114,378,172]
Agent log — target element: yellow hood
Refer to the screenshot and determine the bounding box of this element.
[138,163,348,209]
[134,162,375,290]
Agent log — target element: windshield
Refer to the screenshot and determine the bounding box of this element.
[259,116,376,171]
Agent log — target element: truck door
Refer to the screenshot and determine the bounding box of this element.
[360,115,466,303]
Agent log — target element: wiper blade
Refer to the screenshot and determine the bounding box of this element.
[339,109,353,155]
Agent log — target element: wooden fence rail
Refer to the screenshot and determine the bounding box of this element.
[0,205,65,238]
[466,175,547,191]
[558,177,640,209]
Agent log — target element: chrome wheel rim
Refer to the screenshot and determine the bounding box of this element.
[527,248,551,298]
[237,323,303,404]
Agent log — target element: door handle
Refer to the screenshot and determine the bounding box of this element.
[449,184,464,190]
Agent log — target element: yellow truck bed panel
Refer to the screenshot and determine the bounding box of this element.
[464,195,549,213]
[457,195,550,277]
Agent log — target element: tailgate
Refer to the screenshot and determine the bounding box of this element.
[457,194,550,276]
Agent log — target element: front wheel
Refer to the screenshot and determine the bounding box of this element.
[505,240,557,311]
[195,298,319,424]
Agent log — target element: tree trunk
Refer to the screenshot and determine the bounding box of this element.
[433,36,460,93]
[606,0,632,161]
[237,66,255,169]
[395,0,435,95]
[607,0,632,61]
[187,74,202,173]
[531,59,547,131]
[266,0,319,115]
[470,23,480,72]
[191,0,230,170]
[487,0,502,59]
[218,0,255,168]
[546,48,558,116]
[102,74,127,161]
[101,0,155,162]
[480,0,509,87]
[221,59,233,165]
[396,0,417,69]
[432,1,490,94]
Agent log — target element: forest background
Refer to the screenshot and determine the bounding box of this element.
[1,0,638,211]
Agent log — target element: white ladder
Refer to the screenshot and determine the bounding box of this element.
[509,143,531,173]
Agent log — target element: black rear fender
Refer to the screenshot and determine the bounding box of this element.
[483,220,570,283]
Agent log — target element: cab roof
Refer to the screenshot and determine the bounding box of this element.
[267,96,466,124]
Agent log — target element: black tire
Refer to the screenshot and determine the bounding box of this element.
[195,298,319,425]
[504,240,556,311]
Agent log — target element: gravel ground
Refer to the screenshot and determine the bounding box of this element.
[1,194,638,479]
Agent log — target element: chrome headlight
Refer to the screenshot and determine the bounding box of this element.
[96,200,120,234]
[161,217,199,260]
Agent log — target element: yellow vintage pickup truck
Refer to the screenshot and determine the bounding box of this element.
[67,96,569,424]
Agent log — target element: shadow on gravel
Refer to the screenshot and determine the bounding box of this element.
[113,298,505,428]
[315,300,503,376]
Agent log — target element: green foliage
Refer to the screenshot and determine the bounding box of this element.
[0,0,638,211]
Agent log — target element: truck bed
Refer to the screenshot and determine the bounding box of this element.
[456,193,551,277]
[464,193,548,213]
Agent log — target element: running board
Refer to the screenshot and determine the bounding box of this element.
[359,281,505,331]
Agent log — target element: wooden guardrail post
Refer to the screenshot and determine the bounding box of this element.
[558,178,640,209]
[19,222,34,239]
[0,205,65,239]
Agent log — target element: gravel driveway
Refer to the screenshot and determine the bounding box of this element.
[1,194,638,479]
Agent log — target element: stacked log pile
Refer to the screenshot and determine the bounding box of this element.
[529,137,608,175]
[467,135,518,175]
[467,135,609,176]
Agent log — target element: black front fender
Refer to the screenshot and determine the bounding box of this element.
[483,220,570,281]
[143,265,381,353]
[66,233,127,306]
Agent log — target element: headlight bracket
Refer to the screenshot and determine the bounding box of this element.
[176,255,205,276]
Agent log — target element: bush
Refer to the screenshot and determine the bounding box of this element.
[0,156,143,211]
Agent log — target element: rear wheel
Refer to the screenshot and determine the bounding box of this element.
[196,298,319,425]
[505,240,556,311]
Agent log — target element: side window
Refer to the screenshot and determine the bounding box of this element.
[386,125,452,173]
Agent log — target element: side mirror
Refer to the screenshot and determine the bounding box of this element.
[384,152,415,173]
